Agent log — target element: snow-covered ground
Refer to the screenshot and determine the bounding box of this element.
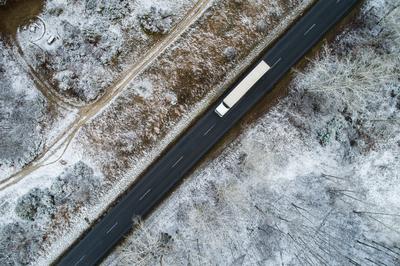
[0,0,314,265]
[0,40,48,179]
[106,1,400,265]
[16,0,198,103]
[0,0,199,180]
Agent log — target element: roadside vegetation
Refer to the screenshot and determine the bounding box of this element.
[108,1,400,265]
[0,0,315,264]
[80,0,312,195]
[0,161,101,265]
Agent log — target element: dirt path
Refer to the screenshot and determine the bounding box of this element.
[13,15,83,110]
[0,0,213,191]
[12,41,82,111]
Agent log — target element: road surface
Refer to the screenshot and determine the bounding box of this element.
[58,0,359,265]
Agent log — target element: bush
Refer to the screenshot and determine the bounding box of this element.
[0,222,43,265]
[15,188,55,221]
[0,41,47,172]
[51,161,100,206]
[139,6,174,35]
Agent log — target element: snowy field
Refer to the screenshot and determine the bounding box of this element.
[0,0,315,265]
[105,0,400,265]
[16,0,198,103]
[0,0,197,181]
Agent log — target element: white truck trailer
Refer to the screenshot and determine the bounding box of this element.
[215,60,270,117]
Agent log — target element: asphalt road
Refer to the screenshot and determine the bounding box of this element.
[58,0,359,265]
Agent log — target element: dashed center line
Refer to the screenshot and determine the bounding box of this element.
[270,57,282,68]
[74,255,85,266]
[304,23,316,36]
[171,156,184,168]
[106,222,118,234]
[139,188,152,201]
[203,124,216,136]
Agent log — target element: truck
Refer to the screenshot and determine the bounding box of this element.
[215,60,270,117]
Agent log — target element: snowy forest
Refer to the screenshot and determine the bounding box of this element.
[0,0,399,265]
[107,0,400,265]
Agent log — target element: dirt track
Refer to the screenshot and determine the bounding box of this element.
[0,0,213,191]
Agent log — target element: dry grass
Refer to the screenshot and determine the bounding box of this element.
[80,0,313,180]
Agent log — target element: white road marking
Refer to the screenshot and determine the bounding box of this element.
[139,188,152,201]
[304,23,316,36]
[171,156,184,168]
[270,57,282,68]
[203,124,216,136]
[336,0,341,3]
[106,221,118,234]
[74,255,85,266]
